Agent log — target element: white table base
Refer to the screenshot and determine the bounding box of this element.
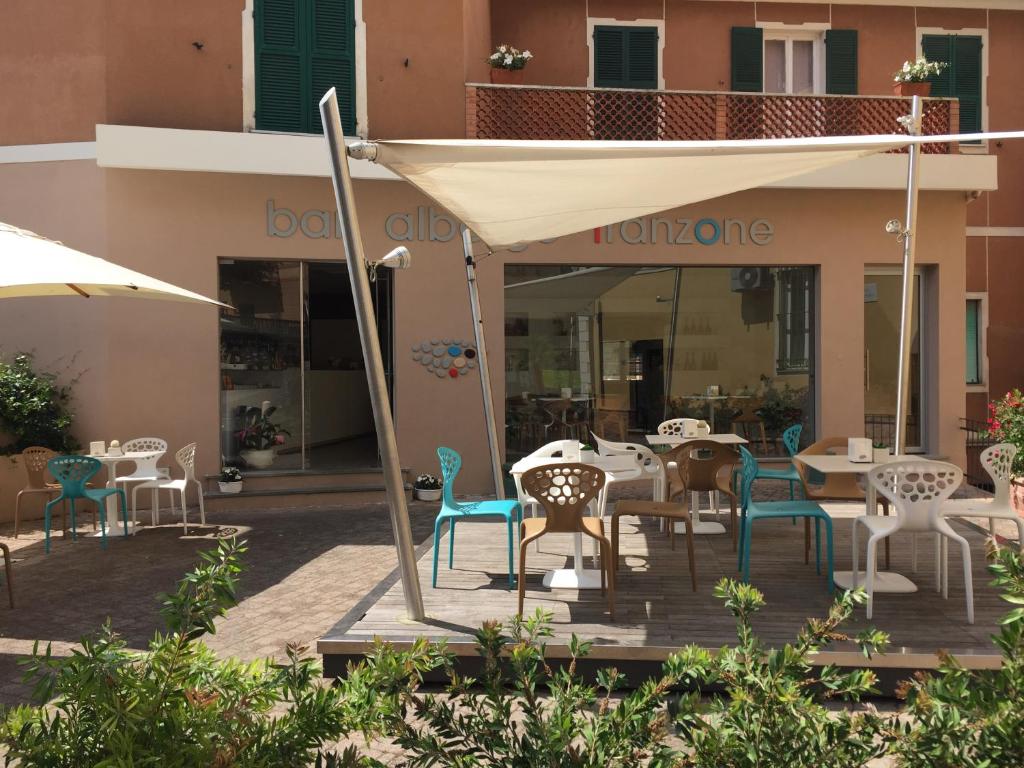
[97,489,135,537]
[542,568,605,589]
[677,520,727,535]
[833,570,918,593]
[542,527,604,590]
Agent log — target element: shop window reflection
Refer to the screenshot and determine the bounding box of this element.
[503,265,816,459]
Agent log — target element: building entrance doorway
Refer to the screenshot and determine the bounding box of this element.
[218,259,390,471]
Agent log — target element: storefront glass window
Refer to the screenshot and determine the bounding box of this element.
[504,265,816,459]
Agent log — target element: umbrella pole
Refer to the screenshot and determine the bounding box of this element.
[894,96,924,456]
[319,89,424,621]
[462,229,506,499]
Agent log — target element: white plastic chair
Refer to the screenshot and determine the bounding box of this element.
[591,432,665,501]
[131,443,206,534]
[114,437,168,505]
[859,460,972,624]
[942,443,1024,544]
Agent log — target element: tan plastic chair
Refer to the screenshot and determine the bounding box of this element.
[613,457,698,592]
[677,439,741,551]
[0,543,12,608]
[795,436,891,566]
[15,447,64,538]
[518,463,614,619]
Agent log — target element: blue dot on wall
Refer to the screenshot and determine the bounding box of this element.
[448,345,461,357]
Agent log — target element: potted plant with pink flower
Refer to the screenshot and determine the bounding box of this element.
[237,404,289,469]
[488,44,533,85]
[987,389,1024,511]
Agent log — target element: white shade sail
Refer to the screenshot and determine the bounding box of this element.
[0,222,225,305]
[368,131,1023,249]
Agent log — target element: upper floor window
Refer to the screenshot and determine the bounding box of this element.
[966,296,985,386]
[921,33,983,134]
[731,27,857,95]
[592,25,659,89]
[255,0,356,135]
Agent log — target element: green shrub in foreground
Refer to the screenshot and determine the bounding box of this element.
[3,540,1023,767]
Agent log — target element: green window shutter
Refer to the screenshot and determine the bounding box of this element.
[594,27,627,88]
[922,33,982,136]
[731,27,763,92]
[825,29,858,95]
[255,0,305,132]
[625,27,659,89]
[953,35,982,134]
[921,34,953,96]
[966,299,981,384]
[309,0,356,134]
[594,26,658,89]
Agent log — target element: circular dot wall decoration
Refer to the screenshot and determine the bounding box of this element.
[411,338,479,382]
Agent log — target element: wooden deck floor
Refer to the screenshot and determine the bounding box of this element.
[320,501,1010,673]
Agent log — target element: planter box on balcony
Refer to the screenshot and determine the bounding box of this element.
[893,81,932,98]
[490,68,525,85]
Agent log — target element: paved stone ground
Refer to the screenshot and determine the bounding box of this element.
[0,502,437,707]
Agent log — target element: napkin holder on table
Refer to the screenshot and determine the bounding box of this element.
[89,441,106,456]
[848,438,873,463]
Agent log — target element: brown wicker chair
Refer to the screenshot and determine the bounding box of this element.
[0,543,13,608]
[730,400,769,453]
[795,437,891,567]
[612,457,698,592]
[15,447,63,538]
[519,463,614,619]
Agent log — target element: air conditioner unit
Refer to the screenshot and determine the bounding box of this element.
[730,267,771,292]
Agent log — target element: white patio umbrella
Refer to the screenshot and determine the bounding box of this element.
[0,222,224,305]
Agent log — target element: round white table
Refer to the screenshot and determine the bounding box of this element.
[87,451,159,537]
[794,452,918,593]
[510,452,639,590]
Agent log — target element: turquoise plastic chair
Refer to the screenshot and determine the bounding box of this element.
[45,456,128,554]
[754,424,803,499]
[736,446,833,592]
[432,447,523,588]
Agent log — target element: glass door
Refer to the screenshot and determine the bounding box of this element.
[864,272,923,450]
[220,259,390,472]
[303,262,390,469]
[219,260,304,470]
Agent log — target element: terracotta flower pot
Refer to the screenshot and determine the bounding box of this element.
[893,81,932,98]
[490,68,525,85]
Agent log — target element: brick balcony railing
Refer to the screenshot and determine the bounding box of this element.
[466,84,959,153]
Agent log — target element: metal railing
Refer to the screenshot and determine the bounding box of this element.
[466,84,959,152]
[960,417,997,490]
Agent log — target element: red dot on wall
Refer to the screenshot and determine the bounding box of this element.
[448,368,458,378]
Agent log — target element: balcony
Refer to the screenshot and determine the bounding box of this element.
[466,84,960,153]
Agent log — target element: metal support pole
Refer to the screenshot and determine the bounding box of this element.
[894,96,923,456]
[462,228,506,498]
[319,89,424,620]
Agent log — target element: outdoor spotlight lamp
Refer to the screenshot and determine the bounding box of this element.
[368,246,412,280]
[885,218,909,241]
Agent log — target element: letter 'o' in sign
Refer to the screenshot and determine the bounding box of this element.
[411,339,477,381]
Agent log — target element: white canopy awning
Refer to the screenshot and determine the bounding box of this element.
[368,131,1023,249]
